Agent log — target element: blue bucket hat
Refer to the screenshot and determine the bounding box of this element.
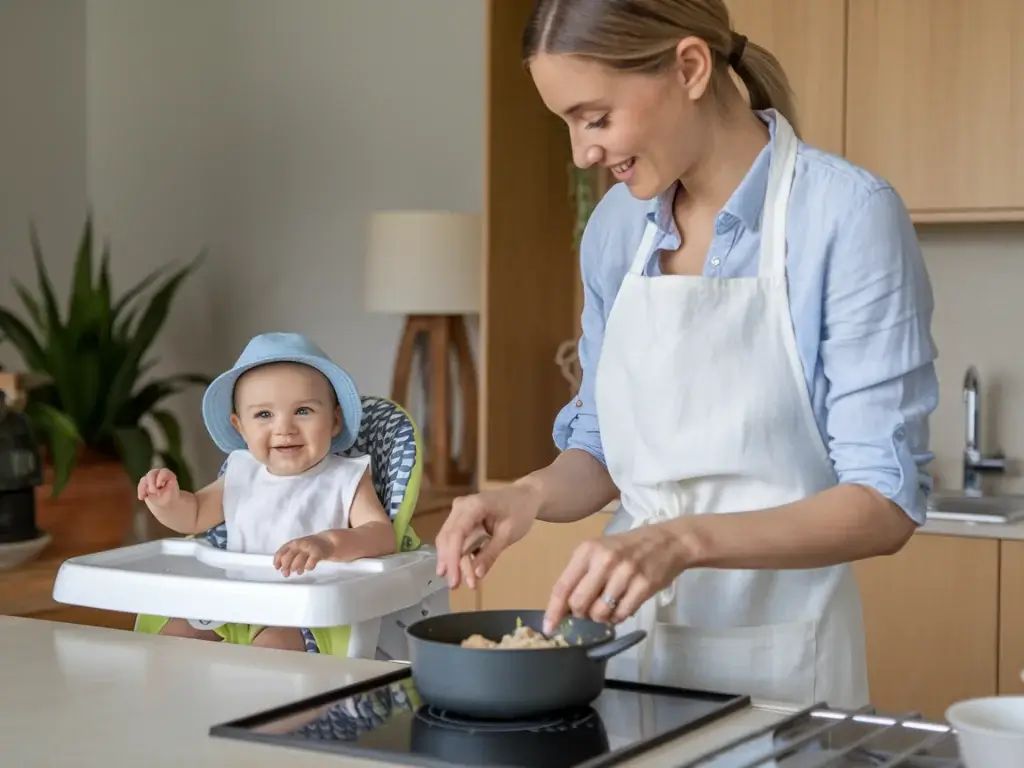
[201,332,362,455]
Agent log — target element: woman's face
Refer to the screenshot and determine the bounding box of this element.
[529,42,714,201]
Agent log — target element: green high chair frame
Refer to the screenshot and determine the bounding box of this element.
[134,396,424,656]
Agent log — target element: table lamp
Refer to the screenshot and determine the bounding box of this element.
[364,210,481,487]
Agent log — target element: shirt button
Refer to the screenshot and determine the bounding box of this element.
[575,399,583,407]
[894,426,906,441]
[710,257,721,267]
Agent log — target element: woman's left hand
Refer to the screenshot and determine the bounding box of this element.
[543,522,690,634]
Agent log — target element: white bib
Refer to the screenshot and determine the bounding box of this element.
[594,114,869,710]
[222,450,371,555]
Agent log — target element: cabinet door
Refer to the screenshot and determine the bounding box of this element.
[846,0,1024,221]
[853,534,999,720]
[479,514,612,610]
[726,0,847,155]
[999,541,1024,694]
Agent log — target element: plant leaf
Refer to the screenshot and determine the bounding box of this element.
[102,253,205,430]
[158,449,195,493]
[29,222,64,332]
[150,409,183,456]
[0,307,47,370]
[112,425,154,485]
[111,262,172,322]
[115,373,210,427]
[68,215,95,329]
[25,401,82,498]
[11,280,44,332]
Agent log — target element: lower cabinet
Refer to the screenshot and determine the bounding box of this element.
[853,534,1000,721]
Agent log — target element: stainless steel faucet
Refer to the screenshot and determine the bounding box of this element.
[963,365,1005,496]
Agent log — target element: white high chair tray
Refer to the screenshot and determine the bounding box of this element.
[52,538,445,628]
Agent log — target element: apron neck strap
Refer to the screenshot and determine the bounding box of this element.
[629,219,659,275]
[757,114,799,281]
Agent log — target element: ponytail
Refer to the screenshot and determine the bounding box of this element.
[731,38,800,137]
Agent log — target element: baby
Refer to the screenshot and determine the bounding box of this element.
[138,332,396,651]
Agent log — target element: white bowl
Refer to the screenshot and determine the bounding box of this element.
[946,696,1024,767]
[0,530,52,571]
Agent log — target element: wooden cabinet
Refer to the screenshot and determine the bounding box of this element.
[853,535,1000,720]
[479,514,612,611]
[999,541,1024,695]
[726,0,847,155]
[846,0,1024,222]
[482,0,578,485]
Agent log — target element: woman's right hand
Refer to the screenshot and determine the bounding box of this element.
[435,483,543,589]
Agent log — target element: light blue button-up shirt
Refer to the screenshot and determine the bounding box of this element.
[553,110,939,525]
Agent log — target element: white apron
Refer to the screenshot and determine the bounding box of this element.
[594,113,869,710]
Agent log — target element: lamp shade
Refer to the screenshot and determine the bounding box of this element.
[364,210,481,315]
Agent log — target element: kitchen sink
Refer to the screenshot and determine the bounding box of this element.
[927,493,1024,524]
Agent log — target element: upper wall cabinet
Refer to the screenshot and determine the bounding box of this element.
[846,0,1024,222]
[726,0,847,156]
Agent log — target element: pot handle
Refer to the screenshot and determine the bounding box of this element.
[585,630,647,662]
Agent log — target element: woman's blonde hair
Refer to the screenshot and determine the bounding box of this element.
[522,0,799,135]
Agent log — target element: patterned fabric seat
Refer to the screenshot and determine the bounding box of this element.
[134,396,423,654]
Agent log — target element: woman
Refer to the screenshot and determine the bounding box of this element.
[435,0,937,709]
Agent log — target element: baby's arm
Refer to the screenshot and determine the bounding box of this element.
[138,468,225,535]
[319,470,397,560]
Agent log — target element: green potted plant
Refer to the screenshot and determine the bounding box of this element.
[0,215,210,544]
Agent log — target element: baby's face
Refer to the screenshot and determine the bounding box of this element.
[229,363,341,475]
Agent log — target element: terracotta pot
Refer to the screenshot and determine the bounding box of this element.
[34,448,135,552]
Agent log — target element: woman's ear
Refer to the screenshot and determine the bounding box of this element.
[673,36,714,101]
[332,404,343,437]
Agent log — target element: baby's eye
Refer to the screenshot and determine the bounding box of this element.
[295,406,312,416]
[254,410,271,419]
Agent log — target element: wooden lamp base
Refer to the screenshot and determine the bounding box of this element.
[390,315,477,487]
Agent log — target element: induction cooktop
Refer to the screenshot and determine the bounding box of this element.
[209,665,751,768]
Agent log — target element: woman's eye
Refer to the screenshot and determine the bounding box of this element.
[585,115,608,130]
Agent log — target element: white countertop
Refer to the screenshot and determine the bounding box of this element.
[0,616,790,768]
[919,517,1024,540]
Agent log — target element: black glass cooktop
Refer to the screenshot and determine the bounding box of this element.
[209,666,750,768]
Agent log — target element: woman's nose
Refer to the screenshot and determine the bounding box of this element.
[573,142,604,169]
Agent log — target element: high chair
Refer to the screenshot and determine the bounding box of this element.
[55,396,450,661]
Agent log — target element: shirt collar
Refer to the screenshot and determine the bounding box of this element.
[646,109,778,234]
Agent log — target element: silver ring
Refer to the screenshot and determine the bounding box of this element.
[601,594,619,610]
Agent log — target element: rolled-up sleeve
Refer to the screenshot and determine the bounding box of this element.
[821,186,939,525]
[553,212,608,467]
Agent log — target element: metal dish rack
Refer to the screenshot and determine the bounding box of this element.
[682,703,963,767]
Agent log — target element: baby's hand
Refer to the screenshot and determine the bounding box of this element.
[137,468,179,506]
[274,533,334,577]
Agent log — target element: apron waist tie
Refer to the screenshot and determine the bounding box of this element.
[635,507,678,682]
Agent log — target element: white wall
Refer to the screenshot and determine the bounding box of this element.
[919,224,1024,495]
[0,0,86,343]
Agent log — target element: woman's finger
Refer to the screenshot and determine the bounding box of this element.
[588,560,634,623]
[612,574,653,624]
[291,551,309,575]
[435,499,485,585]
[544,544,592,634]
[566,548,614,619]
[459,554,477,590]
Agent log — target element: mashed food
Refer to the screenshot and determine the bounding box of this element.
[461,624,570,650]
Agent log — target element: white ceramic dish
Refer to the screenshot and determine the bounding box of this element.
[0,531,52,571]
[946,696,1024,767]
[51,537,445,629]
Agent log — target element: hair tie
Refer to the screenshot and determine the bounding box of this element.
[728,33,747,68]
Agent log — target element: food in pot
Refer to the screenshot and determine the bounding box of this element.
[461,624,570,649]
